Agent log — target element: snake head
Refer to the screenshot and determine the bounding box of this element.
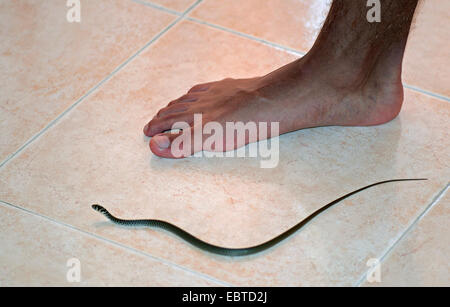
[92,204,108,214]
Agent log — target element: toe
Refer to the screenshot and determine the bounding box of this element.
[167,94,199,107]
[144,113,193,137]
[157,103,189,118]
[168,94,198,106]
[149,122,235,159]
[150,128,198,159]
[188,83,211,93]
[152,134,171,149]
[149,133,176,158]
[179,94,198,103]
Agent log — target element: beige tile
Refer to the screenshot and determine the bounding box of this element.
[190,0,330,51]
[149,0,197,12]
[403,0,450,97]
[190,0,449,97]
[0,0,175,163]
[0,20,449,286]
[362,188,449,287]
[0,202,221,286]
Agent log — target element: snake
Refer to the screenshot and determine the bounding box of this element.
[92,178,426,257]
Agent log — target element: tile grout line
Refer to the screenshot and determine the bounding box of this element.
[131,0,182,16]
[186,16,306,57]
[130,0,306,57]
[403,83,450,103]
[354,183,449,287]
[0,0,201,170]
[0,199,232,287]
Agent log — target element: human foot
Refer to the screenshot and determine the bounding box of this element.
[143,48,404,158]
[143,0,418,159]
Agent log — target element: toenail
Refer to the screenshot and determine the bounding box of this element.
[144,123,149,134]
[153,134,170,149]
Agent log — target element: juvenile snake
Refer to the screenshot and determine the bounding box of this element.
[92,178,426,256]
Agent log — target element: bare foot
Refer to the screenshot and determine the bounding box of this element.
[143,0,418,159]
[143,48,403,158]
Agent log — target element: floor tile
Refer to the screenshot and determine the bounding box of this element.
[190,0,449,97]
[190,0,330,51]
[0,202,221,286]
[0,0,175,163]
[362,187,449,286]
[0,20,448,286]
[403,0,450,97]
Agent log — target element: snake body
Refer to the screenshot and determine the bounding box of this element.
[92,178,426,256]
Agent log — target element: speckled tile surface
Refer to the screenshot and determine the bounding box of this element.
[403,0,450,97]
[0,202,222,286]
[190,0,330,51]
[1,18,448,286]
[0,0,175,163]
[1,1,448,286]
[362,188,449,287]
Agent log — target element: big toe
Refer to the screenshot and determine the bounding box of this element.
[149,132,188,159]
[188,83,211,93]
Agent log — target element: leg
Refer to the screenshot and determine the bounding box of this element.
[144,0,419,158]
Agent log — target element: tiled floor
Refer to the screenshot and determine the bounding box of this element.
[0,0,448,286]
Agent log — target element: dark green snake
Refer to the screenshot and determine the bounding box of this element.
[92,178,426,257]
